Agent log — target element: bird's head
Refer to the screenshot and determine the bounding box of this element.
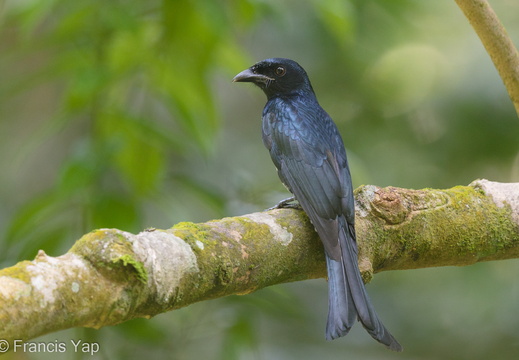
[233,58,314,99]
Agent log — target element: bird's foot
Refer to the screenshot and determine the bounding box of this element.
[266,196,301,211]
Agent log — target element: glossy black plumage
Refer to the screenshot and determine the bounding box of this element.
[234,58,402,351]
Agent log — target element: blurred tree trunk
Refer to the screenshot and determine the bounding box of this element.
[1,179,518,343]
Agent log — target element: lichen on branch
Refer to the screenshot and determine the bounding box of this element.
[0,180,518,344]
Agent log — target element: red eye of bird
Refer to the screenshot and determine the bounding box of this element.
[275,66,286,77]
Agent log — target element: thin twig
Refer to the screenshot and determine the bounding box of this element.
[455,0,519,117]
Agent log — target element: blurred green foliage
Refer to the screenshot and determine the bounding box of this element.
[1,0,519,359]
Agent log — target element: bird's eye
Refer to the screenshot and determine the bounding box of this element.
[275,66,286,77]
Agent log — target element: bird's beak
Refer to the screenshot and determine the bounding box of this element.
[233,68,274,84]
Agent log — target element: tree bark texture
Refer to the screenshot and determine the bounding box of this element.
[0,180,518,343]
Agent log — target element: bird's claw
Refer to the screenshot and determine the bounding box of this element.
[266,196,301,211]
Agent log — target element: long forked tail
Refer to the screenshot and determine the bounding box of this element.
[325,217,403,352]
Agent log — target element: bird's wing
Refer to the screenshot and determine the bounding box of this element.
[263,98,402,350]
[263,101,354,260]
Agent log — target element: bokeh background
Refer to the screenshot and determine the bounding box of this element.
[1,0,519,359]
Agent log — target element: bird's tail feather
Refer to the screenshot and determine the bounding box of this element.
[325,256,356,340]
[325,216,403,352]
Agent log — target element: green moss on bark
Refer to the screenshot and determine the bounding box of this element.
[357,185,519,272]
[70,229,148,285]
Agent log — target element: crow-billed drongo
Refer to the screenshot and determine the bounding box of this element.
[233,58,402,351]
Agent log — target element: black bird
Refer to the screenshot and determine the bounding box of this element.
[233,58,402,351]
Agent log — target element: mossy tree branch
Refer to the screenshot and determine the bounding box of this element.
[0,179,518,343]
[455,0,519,117]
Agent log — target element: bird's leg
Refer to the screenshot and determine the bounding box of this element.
[266,196,301,210]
